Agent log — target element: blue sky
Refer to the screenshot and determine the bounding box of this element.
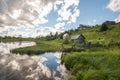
[0,0,120,37]
[38,0,120,30]
[78,0,119,25]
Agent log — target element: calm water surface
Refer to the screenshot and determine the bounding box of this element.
[0,42,70,80]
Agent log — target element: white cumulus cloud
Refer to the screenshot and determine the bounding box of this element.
[56,0,80,23]
[69,7,80,24]
[107,0,120,12]
[107,0,120,23]
[55,22,65,29]
[0,0,80,38]
[115,14,120,23]
[0,0,55,27]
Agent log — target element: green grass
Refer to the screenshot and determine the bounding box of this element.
[61,48,120,80]
[11,39,73,55]
[69,23,120,46]
[11,40,60,55]
[61,23,120,80]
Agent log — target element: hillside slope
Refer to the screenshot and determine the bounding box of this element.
[69,23,120,46]
[62,23,120,80]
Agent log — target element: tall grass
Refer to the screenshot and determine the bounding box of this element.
[62,48,120,80]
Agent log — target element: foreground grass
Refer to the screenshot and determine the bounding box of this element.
[61,47,120,80]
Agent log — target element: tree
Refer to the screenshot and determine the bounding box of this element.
[99,23,108,32]
[54,32,58,39]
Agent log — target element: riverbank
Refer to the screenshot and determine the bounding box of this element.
[11,39,72,55]
[61,47,120,80]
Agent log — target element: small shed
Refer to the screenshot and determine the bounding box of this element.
[71,34,85,43]
[63,33,69,39]
[77,24,89,30]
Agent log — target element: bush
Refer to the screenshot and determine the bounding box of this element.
[99,23,108,32]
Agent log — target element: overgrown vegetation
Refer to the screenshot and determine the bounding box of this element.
[62,48,120,80]
[61,48,120,80]
[99,23,108,32]
[61,22,120,80]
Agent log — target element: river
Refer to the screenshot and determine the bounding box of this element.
[0,41,70,80]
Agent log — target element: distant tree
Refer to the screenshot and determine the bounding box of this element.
[59,33,63,39]
[95,24,99,27]
[49,32,53,37]
[18,34,22,42]
[99,23,108,32]
[68,29,74,35]
[54,32,58,39]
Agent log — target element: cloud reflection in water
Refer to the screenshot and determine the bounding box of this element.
[0,42,70,80]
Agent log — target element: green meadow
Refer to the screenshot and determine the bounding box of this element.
[61,23,120,80]
[11,39,63,55]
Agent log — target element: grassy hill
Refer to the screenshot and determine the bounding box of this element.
[68,22,120,46]
[61,22,120,80]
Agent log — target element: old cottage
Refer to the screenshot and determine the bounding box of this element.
[63,33,69,39]
[71,34,85,43]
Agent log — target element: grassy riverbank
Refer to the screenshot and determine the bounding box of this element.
[11,39,73,55]
[0,37,35,42]
[61,47,120,80]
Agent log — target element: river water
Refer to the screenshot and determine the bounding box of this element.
[0,42,70,80]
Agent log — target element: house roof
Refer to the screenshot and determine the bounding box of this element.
[71,34,85,40]
[77,24,89,29]
[63,33,69,36]
[71,35,80,40]
[63,33,69,39]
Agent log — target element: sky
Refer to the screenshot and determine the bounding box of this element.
[0,0,120,38]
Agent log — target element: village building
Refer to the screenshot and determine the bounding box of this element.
[103,21,115,25]
[71,34,85,43]
[71,34,86,48]
[63,33,69,39]
[77,24,89,30]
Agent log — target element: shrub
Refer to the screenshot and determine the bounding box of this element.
[99,23,108,32]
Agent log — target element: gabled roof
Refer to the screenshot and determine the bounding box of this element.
[71,34,85,40]
[80,34,85,39]
[63,33,69,36]
[77,24,89,29]
[71,35,80,40]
